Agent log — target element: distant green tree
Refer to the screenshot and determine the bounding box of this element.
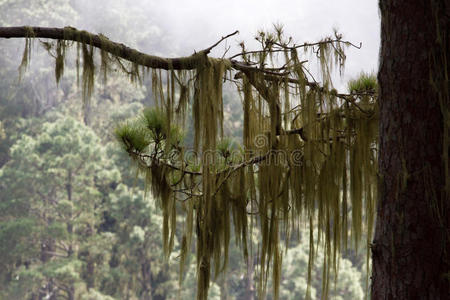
[101,184,179,300]
[0,114,119,299]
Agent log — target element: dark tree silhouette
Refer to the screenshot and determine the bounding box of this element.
[372,0,449,298]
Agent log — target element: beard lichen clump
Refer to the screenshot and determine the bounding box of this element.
[19,26,379,300]
[113,35,378,300]
[120,46,377,299]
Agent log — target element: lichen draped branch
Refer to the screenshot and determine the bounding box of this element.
[0,25,379,300]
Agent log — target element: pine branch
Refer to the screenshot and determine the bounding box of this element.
[0,26,374,106]
[0,26,240,71]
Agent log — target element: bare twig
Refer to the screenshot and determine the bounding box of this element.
[213,153,270,195]
[228,39,362,59]
[204,30,239,54]
[133,152,203,176]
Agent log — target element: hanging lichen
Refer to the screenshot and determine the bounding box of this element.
[55,40,67,84]
[15,25,379,300]
[18,26,35,81]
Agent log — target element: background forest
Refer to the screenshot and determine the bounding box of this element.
[0,1,373,299]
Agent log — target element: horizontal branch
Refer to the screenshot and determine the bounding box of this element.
[131,151,203,175]
[228,38,362,60]
[0,26,255,75]
[0,26,213,70]
[0,26,376,118]
[234,71,377,114]
[0,26,373,104]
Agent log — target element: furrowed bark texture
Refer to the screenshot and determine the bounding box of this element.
[373,0,450,299]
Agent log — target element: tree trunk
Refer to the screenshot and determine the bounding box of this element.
[140,260,153,300]
[372,0,450,299]
[67,286,75,300]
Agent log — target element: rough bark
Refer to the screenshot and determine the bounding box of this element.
[372,0,450,299]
